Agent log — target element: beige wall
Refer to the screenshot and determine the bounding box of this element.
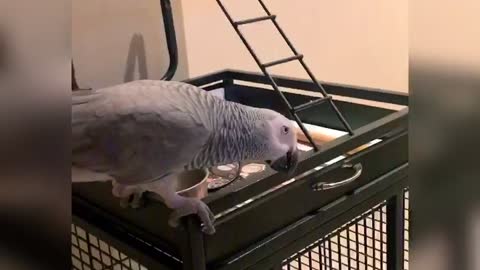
[72,1,408,92]
[411,0,480,71]
[72,0,189,89]
[181,0,408,92]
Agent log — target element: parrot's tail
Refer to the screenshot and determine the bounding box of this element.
[71,166,113,183]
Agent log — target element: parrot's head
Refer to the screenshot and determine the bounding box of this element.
[257,109,299,176]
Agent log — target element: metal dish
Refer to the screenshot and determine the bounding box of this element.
[207,162,241,191]
[175,169,210,199]
[148,169,210,202]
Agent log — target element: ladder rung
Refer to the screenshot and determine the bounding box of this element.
[262,54,303,68]
[216,0,355,140]
[234,15,276,26]
[293,96,332,113]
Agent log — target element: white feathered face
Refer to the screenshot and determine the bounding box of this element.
[261,112,299,176]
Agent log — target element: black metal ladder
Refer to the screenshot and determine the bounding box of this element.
[216,0,354,151]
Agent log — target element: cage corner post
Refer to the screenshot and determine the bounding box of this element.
[386,191,405,270]
[180,216,207,270]
[223,77,234,89]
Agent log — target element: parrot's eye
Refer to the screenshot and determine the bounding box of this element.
[282,126,289,135]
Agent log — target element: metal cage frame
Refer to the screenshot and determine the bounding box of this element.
[72,1,409,269]
[72,190,409,270]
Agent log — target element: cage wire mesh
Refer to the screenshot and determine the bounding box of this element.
[281,190,409,270]
[71,190,409,270]
[404,191,409,270]
[71,223,148,270]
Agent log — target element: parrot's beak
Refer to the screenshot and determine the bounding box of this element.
[267,148,299,176]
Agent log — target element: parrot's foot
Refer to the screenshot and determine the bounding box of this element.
[141,177,216,234]
[119,192,145,209]
[112,181,145,209]
[168,197,216,235]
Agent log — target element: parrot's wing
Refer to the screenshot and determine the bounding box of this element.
[72,81,212,185]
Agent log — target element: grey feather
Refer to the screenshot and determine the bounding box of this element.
[72,80,273,185]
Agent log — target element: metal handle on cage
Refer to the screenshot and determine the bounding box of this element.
[312,163,363,191]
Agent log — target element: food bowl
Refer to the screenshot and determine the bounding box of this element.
[147,169,209,202]
[207,162,241,191]
[175,169,209,198]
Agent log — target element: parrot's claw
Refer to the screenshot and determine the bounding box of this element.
[129,192,145,208]
[168,197,216,235]
[119,192,145,209]
[112,182,145,209]
[119,197,130,208]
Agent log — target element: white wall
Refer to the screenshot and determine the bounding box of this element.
[181,0,408,92]
[72,0,189,89]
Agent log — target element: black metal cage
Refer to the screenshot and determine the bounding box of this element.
[72,68,409,270]
[281,191,409,270]
[72,190,409,270]
[72,1,409,269]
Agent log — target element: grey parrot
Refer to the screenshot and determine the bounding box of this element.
[71,79,299,234]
